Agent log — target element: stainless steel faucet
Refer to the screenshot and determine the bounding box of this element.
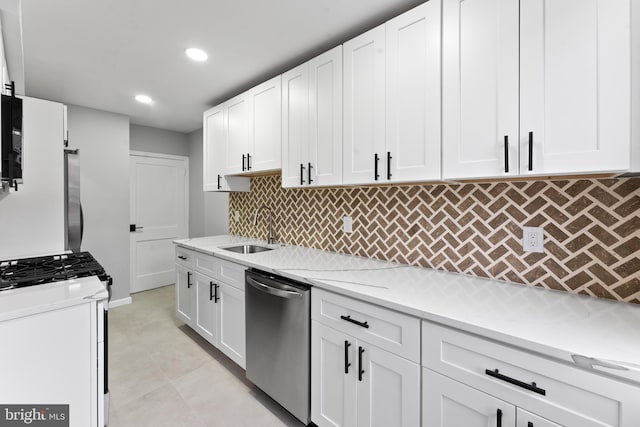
[252,205,276,244]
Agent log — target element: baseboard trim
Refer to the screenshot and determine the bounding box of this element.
[109,296,132,308]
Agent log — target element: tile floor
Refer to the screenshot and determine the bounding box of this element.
[108,285,306,427]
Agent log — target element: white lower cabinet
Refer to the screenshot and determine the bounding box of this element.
[311,288,421,427]
[423,368,516,427]
[174,247,246,368]
[421,320,640,427]
[175,264,195,326]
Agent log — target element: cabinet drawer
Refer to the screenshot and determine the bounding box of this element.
[175,247,195,267]
[218,259,246,290]
[194,252,218,278]
[312,288,420,363]
[422,321,637,427]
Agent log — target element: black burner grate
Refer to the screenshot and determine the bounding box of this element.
[0,252,107,291]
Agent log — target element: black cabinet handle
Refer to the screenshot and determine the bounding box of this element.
[374,153,380,181]
[344,340,351,374]
[485,369,546,395]
[528,422,534,427]
[308,162,313,184]
[210,281,214,301]
[242,154,246,171]
[387,152,392,180]
[340,315,369,329]
[214,283,220,303]
[247,153,252,170]
[497,409,502,427]
[300,163,305,185]
[187,272,192,288]
[178,255,187,260]
[358,346,365,381]
[528,131,533,171]
[504,136,509,173]
[217,174,222,190]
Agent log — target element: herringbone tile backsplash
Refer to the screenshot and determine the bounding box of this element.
[229,175,640,304]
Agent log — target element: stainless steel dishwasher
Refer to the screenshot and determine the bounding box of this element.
[245,269,311,425]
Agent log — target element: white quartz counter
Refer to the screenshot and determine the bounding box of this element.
[175,235,640,384]
[0,276,108,322]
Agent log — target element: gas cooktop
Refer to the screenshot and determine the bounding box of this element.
[0,252,107,291]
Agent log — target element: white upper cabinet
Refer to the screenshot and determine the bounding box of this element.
[343,23,386,185]
[282,46,342,188]
[248,75,282,172]
[385,1,441,182]
[344,0,441,185]
[442,0,519,179]
[203,104,249,192]
[223,75,281,175]
[443,0,631,180]
[224,92,251,175]
[519,0,631,175]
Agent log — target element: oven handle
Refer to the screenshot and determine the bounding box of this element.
[246,276,303,299]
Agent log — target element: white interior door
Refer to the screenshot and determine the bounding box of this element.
[130,152,188,293]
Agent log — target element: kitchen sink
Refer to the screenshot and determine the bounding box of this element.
[222,244,274,254]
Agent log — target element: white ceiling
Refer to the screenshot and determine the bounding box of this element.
[21,0,425,134]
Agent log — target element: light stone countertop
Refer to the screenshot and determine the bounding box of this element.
[0,275,109,322]
[175,235,640,385]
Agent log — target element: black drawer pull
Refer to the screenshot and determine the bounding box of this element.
[340,315,369,329]
[374,153,380,181]
[242,154,246,171]
[504,135,509,173]
[344,340,351,374]
[528,131,533,171]
[387,151,392,180]
[217,174,222,190]
[214,283,219,303]
[308,162,313,184]
[210,281,215,301]
[187,272,192,288]
[300,163,305,185]
[247,152,252,170]
[497,409,502,427]
[358,346,365,381]
[485,369,546,396]
[178,255,187,260]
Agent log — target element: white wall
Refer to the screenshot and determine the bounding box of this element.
[0,97,65,259]
[67,105,130,302]
[187,128,229,237]
[130,124,189,157]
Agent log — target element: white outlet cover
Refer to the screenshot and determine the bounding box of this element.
[343,216,353,233]
[234,210,240,222]
[523,226,544,253]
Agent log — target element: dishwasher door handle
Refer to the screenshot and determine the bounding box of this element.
[246,276,303,299]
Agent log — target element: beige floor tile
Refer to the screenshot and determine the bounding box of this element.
[109,285,305,427]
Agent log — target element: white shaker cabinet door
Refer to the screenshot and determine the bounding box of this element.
[194,272,217,346]
[224,93,250,175]
[203,105,225,191]
[516,408,562,427]
[175,264,195,327]
[282,63,309,188]
[217,282,246,369]
[311,321,357,427]
[386,0,441,183]
[356,344,420,427]
[249,75,282,172]
[442,0,519,179]
[423,369,516,427]
[343,24,386,185]
[309,46,343,187]
[519,0,631,175]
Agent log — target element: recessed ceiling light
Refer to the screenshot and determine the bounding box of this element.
[186,48,208,62]
[135,94,153,104]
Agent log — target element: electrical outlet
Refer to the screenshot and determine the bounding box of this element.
[343,216,353,233]
[234,210,240,222]
[523,226,544,253]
